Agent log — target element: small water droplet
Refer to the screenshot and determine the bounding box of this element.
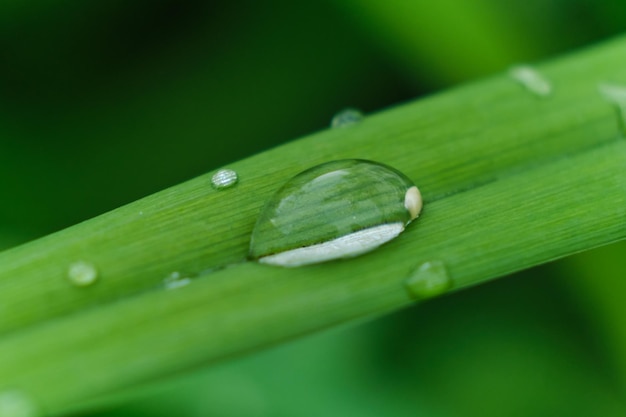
[249,159,422,267]
[330,108,364,128]
[211,169,239,190]
[163,271,191,290]
[0,390,38,417]
[405,260,452,300]
[598,83,626,136]
[509,65,552,97]
[67,261,98,287]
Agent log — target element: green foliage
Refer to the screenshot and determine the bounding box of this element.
[3,2,626,416]
[1,31,626,415]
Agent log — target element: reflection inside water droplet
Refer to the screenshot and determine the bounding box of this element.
[330,108,364,128]
[0,390,38,417]
[67,261,98,287]
[211,169,239,189]
[405,260,452,299]
[509,65,552,97]
[249,159,422,267]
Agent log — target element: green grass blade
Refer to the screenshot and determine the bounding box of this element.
[1,35,626,416]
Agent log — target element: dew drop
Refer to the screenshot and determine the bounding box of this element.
[211,169,239,190]
[509,65,552,97]
[67,261,98,287]
[163,271,191,290]
[405,260,452,300]
[598,83,626,136]
[249,159,422,267]
[0,390,38,417]
[330,108,364,128]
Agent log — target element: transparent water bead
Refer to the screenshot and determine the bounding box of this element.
[330,108,364,128]
[509,65,552,97]
[0,390,38,417]
[249,159,422,267]
[211,169,238,189]
[163,271,191,290]
[598,83,626,135]
[405,260,452,299]
[67,261,98,287]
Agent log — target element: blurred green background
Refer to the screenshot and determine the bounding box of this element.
[2,0,626,415]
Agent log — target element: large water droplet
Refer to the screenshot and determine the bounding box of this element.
[0,390,38,417]
[211,169,239,190]
[249,159,422,267]
[330,108,364,128]
[405,260,452,299]
[67,261,98,287]
[509,65,552,97]
[598,83,626,136]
